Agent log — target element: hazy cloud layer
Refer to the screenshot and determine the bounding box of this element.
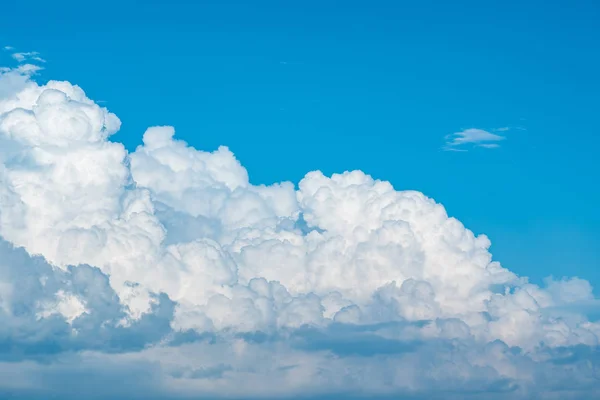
[0,64,599,399]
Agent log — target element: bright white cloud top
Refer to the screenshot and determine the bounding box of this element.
[0,64,599,400]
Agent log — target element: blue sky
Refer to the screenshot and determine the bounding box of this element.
[2,1,599,283]
[2,1,600,398]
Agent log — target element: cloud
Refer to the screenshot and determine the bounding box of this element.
[11,51,46,63]
[3,46,14,51]
[0,63,599,399]
[0,64,43,77]
[444,128,506,151]
[15,63,44,74]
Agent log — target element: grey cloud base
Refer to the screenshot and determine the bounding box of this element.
[0,66,599,399]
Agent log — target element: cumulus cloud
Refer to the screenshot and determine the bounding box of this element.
[0,64,599,399]
[444,128,506,151]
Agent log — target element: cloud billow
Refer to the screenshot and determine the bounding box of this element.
[0,64,598,399]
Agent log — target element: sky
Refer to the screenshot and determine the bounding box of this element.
[1,0,600,399]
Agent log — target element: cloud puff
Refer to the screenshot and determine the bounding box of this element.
[0,64,599,399]
[444,128,506,151]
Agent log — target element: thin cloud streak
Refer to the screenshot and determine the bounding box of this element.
[11,51,46,63]
[444,128,506,151]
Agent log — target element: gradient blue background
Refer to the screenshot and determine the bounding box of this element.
[2,0,599,289]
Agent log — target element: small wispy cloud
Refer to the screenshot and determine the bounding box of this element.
[3,45,14,51]
[444,128,506,151]
[16,63,44,74]
[0,64,44,76]
[12,51,46,63]
[477,143,501,149]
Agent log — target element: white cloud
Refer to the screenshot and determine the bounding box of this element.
[11,51,46,63]
[16,63,44,74]
[0,63,599,399]
[444,128,506,151]
[37,289,88,324]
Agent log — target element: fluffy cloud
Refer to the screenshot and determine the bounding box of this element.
[0,64,599,399]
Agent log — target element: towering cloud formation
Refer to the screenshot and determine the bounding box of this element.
[0,65,599,399]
